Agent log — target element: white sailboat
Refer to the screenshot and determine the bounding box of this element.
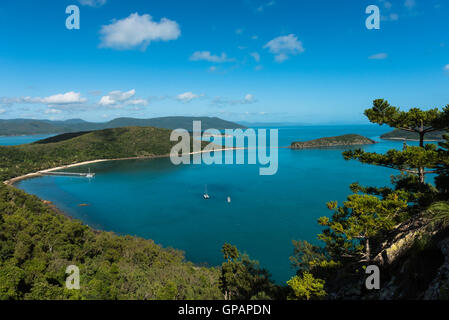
[86,168,95,179]
[203,184,210,199]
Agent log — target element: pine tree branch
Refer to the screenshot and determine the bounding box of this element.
[424,127,447,133]
[397,127,416,133]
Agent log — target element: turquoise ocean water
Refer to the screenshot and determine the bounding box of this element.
[14,125,427,283]
[0,134,54,146]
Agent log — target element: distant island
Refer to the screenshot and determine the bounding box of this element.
[290,134,376,149]
[381,129,445,141]
[0,116,245,136]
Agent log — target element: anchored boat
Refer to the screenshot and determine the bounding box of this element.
[203,184,210,199]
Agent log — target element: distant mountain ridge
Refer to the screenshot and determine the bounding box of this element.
[0,116,245,136]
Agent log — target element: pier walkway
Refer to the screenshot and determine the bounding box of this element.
[40,172,95,177]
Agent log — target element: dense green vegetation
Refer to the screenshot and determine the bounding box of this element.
[286,100,449,300]
[0,127,178,181]
[290,134,375,149]
[0,183,222,299]
[218,243,283,300]
[0,125,279,300]
[1,101,449,300]
[0,180,282,299]
[0,116,245,136]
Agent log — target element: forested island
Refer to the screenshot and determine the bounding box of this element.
[290,134,376,149]
[381,129,445,141]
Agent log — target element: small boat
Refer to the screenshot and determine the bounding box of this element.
[203,184,210,199]
[86,168,95,179]
[78,203,90,207]
[227,196,231,203]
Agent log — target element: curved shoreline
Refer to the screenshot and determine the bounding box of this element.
[3,147,247,186]
[380,137,442,142]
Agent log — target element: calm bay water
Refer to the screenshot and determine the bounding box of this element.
[16,125,423,283]
[0,134,55,146]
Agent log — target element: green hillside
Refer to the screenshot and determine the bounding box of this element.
[0,182,222,300]
[291,134,376,149]
[0,116,245,136]
[381,129,445,141]
[0,125,275,300]
[0,126,179,181]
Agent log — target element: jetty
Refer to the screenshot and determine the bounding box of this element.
[40,171,95,178]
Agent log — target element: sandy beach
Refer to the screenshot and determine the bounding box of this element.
[3,147,247,186]
[381,137,442,142]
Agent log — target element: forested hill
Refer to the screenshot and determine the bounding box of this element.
[381,129,445,141]
[0,116,245,136]
[0,125,280,300]
[0,182,222,299]
[0,126,179,181]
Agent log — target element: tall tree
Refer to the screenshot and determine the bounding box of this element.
[219,243,276,300]
[344,100,449,184]
[318,193,408,262]
[343,144,440,184]
[436,132,449,196]
[364,99,449,147]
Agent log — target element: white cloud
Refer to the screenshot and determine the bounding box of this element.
[250,52,260,62]
[212,94,257,106]
[235,28,244,35]
[389,13,399,20]
[244,94,254,103]
[78,0,106,7]
[176,92,203,103]
[444,64,449,72]
[98,89,147,107]
[127,99,148,106]
[263,34,304,62]
[252,35,259,40]
[384,1,392,9]
[1,91,87,107]
[45,108,63,114]
[190,51,234,63]
[378,0,392,9]
[99,13,181,50]
[0,108,5,114]
[209,66,217,72]
[378,0,400,21]
[369,53,388,60]
[404,0,416,9]
[257,1,276,12]
[40,92,87,105]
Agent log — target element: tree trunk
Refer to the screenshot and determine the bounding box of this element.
[419,131,425,148]
[365,237,371,262]
[418,126,425,184]
[419,166,425,184]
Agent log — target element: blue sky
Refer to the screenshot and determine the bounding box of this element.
[0,0,448,123]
